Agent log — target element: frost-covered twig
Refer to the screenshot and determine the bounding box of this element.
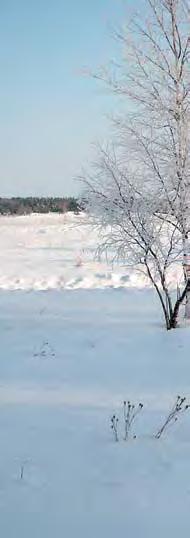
[155,395,190,439]
[123,400,143,440]
[110,414,119,442]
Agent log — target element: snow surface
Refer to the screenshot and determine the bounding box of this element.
[0,212,182,291]
[1,213,190,536]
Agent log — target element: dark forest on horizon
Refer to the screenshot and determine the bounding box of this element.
[0,197,80,215]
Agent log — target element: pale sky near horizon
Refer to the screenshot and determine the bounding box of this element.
[0,0,142,197]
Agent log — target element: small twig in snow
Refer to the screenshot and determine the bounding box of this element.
[123,400,143,440]
[111,414,119,442]
[155,396,190,439]
[20,465,24,480]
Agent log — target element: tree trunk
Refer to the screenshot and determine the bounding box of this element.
[183,234,190,320]
[169,282,189,329]
[185,280,190,319]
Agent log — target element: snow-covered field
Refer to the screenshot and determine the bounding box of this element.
[0,212,155,290]
[1,213,190,537]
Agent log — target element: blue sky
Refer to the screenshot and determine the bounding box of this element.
[0,0,141,197]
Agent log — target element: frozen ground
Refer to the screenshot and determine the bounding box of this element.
[1,214,190,536]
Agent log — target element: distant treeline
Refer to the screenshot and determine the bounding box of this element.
[0,197,80,215]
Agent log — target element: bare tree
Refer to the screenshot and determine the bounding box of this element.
[81,0,190,329]
[81,147,187,329]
